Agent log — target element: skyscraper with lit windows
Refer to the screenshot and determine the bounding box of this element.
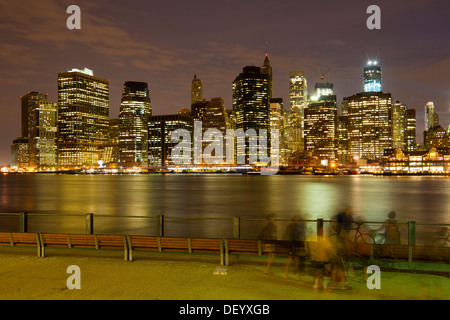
[286,71,308,155]
[232,66,270,163]
[346,92,392,161]
[57,68,109,168]
[118,81,151,168]
[363,60,382,93]
[304,94,338,162]
[191,75,203,105]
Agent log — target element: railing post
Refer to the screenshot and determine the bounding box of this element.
[19,212,28,233]
[233,217,240,239]
[157,215,164,237]
[317,218,324,237]
[86,213,94,235]
[408,221,416,246]
[408,221,416,264]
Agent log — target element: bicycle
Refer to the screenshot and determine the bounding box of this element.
[327,222,376,246]
[432,227,450,248]
[428,227,450,263]
[326,222,376,285]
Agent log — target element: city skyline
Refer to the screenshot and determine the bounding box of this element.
[1,0,449,165]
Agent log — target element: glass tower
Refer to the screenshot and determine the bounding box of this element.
[363,60,382,93]
[118,81,152,168]
[232,66,270,163]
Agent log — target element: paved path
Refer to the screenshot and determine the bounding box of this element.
[0,247,449,301]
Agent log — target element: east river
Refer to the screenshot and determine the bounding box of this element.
[0,174,449,243]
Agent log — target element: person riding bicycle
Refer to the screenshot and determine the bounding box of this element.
[376,211,401,245]
[332,206,355,241]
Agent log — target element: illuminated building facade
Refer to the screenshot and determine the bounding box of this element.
[424,126,449,149]
[20,92,57,170]
[21,92,47,139]
[148,114,193,167]
[304,94,338,162]
[287,71,308,155]
[363,60,382,93]
[232,66,270,163]
[10,137,29,170]
[261,53,273,100]
[383,147,450,173]
[346,92,393,161]
[118,81,152,168]
[191,75,203,105]
[424,101,439,132]
[406,109,417,152]
[57,68,109,168]
[269,98,287,166]
[391,102,407,150]
[102,118,119,165]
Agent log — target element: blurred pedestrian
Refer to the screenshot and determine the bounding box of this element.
[259,213,277,274]
[376,211,401,245]
[306,226,333,290]
[332,206,355,241]
[283,214,306,279]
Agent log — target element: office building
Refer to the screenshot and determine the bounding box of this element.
[346,92,393,161]
[191,75,203,105]
[261,52,273,100]
[232,66,270,163]
[102,118,119,165]
[57,68,109,168]
[391,102,407,150]
[118,81,152,167]
[148,114,194,167]
[424,101,439,132]
[304,94,338,162]
[406,109,417,152]
[287,71,308,154]
[10,137,29,170]
[19,92,57,170]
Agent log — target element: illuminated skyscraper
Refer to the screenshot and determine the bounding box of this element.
[102,118,119,165]
[363,60,382,93]
[406,109,417,152]
[391,102,407,150]
[304,94,338,161]
[10,137,29,170]
[261,52,273,100]
[118,81,152,167]
[21,92,47,139]
[346,92,393,161]
[57,68,109,168]
[191,75,203,105]
[287,71,308,154]
[232,66,270,163]
[424,101,439,131]
[19,92,57,170]
[148,114,193,167]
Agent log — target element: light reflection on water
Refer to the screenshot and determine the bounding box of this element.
[0,174,449,240]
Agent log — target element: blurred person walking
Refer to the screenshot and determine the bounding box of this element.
[284,214,306,279]
[259,213,277,274]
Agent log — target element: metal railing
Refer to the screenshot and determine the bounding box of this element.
[1,212,449,248]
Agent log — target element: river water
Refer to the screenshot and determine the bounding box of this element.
[0,174,449,243]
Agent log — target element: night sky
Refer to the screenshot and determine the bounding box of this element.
[0,0,449,165]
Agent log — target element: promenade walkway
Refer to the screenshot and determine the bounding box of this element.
[0,246,449,301]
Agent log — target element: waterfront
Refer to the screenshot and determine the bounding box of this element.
[0,174,449,242]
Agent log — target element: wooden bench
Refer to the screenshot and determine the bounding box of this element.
[127,236,224,264]
[39,233,129,260]
[412,245,450,264]
[373,244,410,261]
[0,232,43,257]
[224,239,304,265]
